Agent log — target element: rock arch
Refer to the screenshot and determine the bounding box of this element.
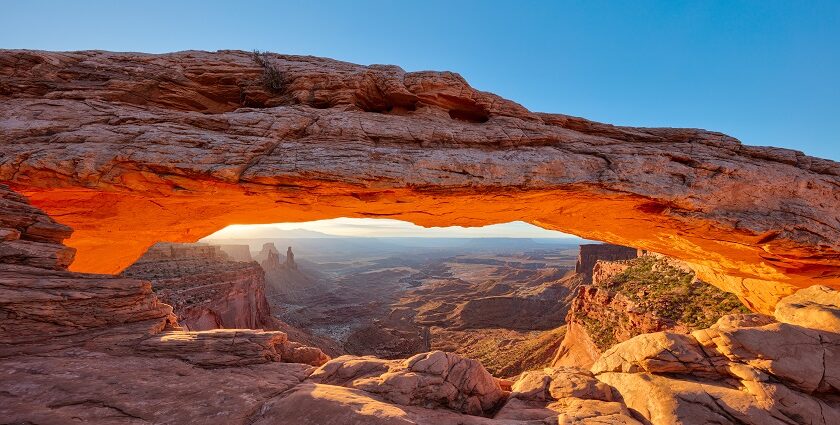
[1,49,838,313]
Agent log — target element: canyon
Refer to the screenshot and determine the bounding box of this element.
[243,238,580,376]
[4,186,839,424]
[1,49,839,424]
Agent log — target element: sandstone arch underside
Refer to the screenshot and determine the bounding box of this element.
[1,50,838,313]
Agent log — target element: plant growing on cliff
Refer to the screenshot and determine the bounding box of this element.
[252,50,283,93]
[606,256,749,329]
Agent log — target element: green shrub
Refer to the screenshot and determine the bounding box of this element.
[603,256,749,329]
[252,50,283,93]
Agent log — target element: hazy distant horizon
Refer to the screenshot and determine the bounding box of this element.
[201,218,581,240]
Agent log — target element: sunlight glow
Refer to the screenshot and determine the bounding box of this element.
[201,219,576,240]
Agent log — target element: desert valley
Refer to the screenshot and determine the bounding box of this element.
[1,47,838,425]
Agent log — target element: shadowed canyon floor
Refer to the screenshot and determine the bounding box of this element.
[1,50,839,313]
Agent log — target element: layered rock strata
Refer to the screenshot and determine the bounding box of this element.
[217,244,254,262]
[1,50,838,312]
[121,242,276,331]
[3,179,840,423]
[1,184,332,423]
[554,255,748,368]
[575,244,638,284]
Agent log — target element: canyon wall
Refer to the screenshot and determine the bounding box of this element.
[122,242,275,331]
[554,255,749,368]
[575,243,638,283]
[0,183,332,423]
[1,50,838,312]
[218,244,253,262]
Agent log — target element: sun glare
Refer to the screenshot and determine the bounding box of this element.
[201,218,576,240]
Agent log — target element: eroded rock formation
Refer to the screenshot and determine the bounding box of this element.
[4,179,840,423]
[590,288,840,424]
[285,246,297,270]
[121,242,275,330]
[554,255,748,368]
[575,244,638,284]
[1,50,838,312]
[0,183,332,423]
[217,244,253,262]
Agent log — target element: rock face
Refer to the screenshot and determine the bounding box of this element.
[285,246,297,270]
[496,366,641,424]
[259,243,325,304]
[309,351,505,416]
[575,244,638,284]
[589,288,840,424]
[0,184,75,270]
[1,183,335,423]
[4,178,840,423]
[1,50,838,312]
[121,242,276,331]
[254,242,281,265]
[217,244,253,262]
[554,255,748,368]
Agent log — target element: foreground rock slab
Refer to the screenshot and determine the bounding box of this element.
[309,351,505,415]
[589,286,840,425]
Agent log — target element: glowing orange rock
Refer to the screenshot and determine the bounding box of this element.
[1,49,838,313]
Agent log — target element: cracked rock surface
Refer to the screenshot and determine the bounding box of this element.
[590,291,840,424]
[1,50,839,312]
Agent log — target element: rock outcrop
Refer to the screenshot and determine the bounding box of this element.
[1,183,333,423]
[4,177,840,423]
[254,242,281,265]
[554,255,748,368]
[217,244,253,262]
[309,351,505,416]
[285,246,297,270]
[496,366,641,424]
[575,244,638,284]
[121,242,276,331]
[1,50,838,312]
[589,287,840,424]
[260,243,325,304]
[0,184,75,270]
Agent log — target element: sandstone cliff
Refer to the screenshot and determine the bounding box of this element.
[591,288,840,424]
[554,255,749,368]
[260,243,325,304]
[1,50,838,312]
[0,183,332,423]
[575,243,638,284]
[217,244,253,262]
[254,242,282,265]
[121,242,275,331]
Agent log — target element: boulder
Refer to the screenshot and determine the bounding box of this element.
[774,285,840,333]
[588,288,840,424]
[309,351,505,416]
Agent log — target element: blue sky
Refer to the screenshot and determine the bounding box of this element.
[4,1,837,238]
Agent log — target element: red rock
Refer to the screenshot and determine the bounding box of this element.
[1,50,838,312]
[575,244,637,284]
[122,242,276,331]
